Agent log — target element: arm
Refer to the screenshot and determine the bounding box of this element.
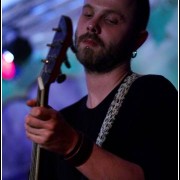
[77,144,144,180]
[25,100,144,180]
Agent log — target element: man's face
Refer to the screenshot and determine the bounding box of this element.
[75,0,137,73]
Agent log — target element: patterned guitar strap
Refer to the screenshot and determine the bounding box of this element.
[96,72,141,147]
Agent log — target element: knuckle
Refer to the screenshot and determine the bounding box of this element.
[47,122,55,131]
[25,115,30,122]
[26,132,31,139]
[35,107,42,116]
[31,107,42,116]
[45,118,57,130]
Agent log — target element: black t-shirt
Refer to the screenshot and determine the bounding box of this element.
[38,74,178,180]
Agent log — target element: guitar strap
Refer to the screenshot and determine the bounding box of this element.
[96,72,141,147]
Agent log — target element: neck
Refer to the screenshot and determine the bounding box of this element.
[85,64,131,108]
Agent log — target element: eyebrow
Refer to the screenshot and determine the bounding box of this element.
[82,4,94,10]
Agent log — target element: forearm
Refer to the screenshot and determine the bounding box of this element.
[25,106,144,180]
[77,144,144,180]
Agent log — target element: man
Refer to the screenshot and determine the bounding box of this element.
[25,0,177,179]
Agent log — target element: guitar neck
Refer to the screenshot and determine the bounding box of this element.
[29,143,40,180]
[29,77,50,180]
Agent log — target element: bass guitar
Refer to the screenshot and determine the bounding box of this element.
[28,15,73,180]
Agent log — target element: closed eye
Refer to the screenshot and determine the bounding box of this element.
[82,4,94,19]
[104,18,119,25]
[83,13,93,18]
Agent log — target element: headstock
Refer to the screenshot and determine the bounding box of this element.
[39,15,73,88]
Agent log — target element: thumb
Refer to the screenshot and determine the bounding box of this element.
[26,99,37,107]
[26,99,53,109]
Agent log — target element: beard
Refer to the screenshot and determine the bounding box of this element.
[74,32,132,73]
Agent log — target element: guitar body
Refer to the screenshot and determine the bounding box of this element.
[29,15,73,180]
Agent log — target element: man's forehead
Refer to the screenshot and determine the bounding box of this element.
[83,0,136,10]
[83,0,136,17]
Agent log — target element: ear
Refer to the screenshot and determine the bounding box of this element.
[134,30,148,51]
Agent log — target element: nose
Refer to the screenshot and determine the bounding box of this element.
[87,22,101,34]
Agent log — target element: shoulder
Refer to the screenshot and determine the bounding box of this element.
[124,74,178,115]
[130,74,177,97]
[134,74,176,89]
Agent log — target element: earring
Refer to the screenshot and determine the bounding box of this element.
[132,51,137,58]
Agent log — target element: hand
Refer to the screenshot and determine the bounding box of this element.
[25,99,79,156]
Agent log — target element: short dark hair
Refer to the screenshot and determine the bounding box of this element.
[134,0,150,31]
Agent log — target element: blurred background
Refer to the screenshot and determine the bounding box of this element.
[2,0,178,180]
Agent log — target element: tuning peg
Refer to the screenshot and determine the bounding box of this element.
[56,74,66,83]
[52,27,62,32]
[41,59,49,64]
[47,41,64,48]
[54,40,64,45]
[47,43,55,48]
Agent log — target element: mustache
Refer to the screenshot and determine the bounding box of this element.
[77,33,105,47]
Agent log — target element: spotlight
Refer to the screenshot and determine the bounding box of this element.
[2,51,16,80]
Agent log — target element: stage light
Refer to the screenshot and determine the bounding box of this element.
[2,51,16,80]
[3,50,14,63]
[2,35,33,80]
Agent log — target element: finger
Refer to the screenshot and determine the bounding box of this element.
[30,107,57,121]
[25,114,47,128]
[25,123,42,135]
[25,125,54,146]
[26,130,45,144]
[29,107,49,120]
[26,99,37,107]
